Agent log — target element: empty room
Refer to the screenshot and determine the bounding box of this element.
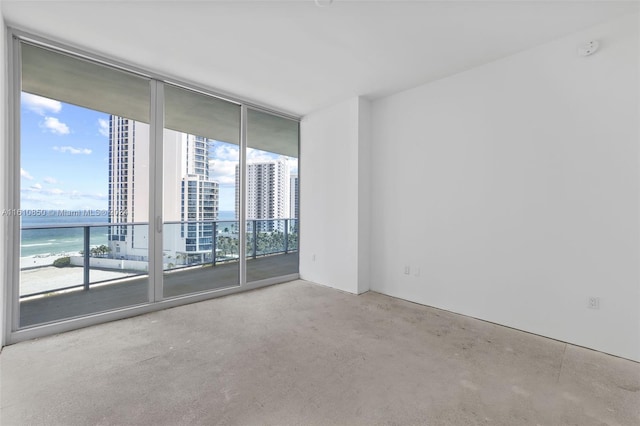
[1,1,639,425]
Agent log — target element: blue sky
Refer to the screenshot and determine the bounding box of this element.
[20,93,298,213]
[20,93,110,211]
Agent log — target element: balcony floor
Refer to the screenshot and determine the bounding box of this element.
[2,280,639,425]
[19,252,298,327]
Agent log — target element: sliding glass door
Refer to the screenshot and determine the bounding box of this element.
[162,85,241,298]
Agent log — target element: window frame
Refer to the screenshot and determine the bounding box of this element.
[5,28,301,345]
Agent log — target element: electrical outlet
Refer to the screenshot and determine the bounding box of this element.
[588,297,600,310]
[403,265,410,275]
[312,254,316,262]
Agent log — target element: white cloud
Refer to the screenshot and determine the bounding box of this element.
[53,146,92,155]
[286,156,299,175]
[20,193,38,200]
[87,193,108,200]
[42,117,70,135]
[22,93,62,115]
[209,159,238,186]
[207,145,298,187]
[98,118,109,137]
[44,188,65,196]
[247,148,278,163]
[213,144,239,161]
[43,177,58,184]
[23,186,63,195]
[209,144,239,186]
[20,168,34,180]
[64,190,107,200]
[19,188,109,210]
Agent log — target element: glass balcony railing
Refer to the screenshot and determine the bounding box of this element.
[19,218,299,299]
[20,222,150,299]
[246,219,298,258]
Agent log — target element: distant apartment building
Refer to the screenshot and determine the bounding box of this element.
[235,159,290,232]
[107,117,149,261]
[290,174,299,220]
[108,117,218,263]
[176,134,219,258]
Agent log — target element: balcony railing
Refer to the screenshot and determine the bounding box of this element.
[20,218,298,299]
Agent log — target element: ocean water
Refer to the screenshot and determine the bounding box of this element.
[21,213,110,258]
[20,210,237,258]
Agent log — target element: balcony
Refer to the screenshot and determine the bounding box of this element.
[19,219,299,328]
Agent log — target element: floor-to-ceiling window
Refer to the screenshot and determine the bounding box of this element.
[8,34,299,341]
[162,84,241,298]
[18,42,151,327]
[245,108,299,281]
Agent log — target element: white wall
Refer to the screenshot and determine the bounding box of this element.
[70,257,149,272]
[0,4,7,348]
[370,14,640,361]
[300,97,371,294]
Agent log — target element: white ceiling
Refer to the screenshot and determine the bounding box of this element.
[2,0,638,117]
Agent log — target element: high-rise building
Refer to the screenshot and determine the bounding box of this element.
[107,117,149,261]
[236,159,290,232]
[180,135,219,257]
[290,174,299,220]
[108,117,218,263]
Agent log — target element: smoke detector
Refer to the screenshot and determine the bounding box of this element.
[578,40,599,57]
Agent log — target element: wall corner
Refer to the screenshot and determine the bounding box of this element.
[357,97,372,294]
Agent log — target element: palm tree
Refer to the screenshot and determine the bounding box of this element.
[98,245,111,257]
